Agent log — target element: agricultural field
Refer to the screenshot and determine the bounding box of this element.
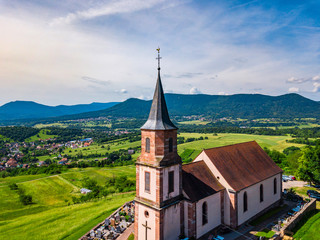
[0,166,136,240]
[177,133,304,152]
[178,120,210,125]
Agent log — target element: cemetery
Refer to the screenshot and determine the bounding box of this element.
[80,201,135,240]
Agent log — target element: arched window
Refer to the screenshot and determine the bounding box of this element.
[169,138,173,152]
[260,184,264,202]
[146,138,150,153]
[243,192,248,212]
[202,202,208,225]
[274,178,277,195]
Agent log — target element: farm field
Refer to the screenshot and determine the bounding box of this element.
[177,133,304,152]
[0,166,136,240]
[178,120,210,125]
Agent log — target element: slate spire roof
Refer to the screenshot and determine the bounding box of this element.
[141,51,177,130]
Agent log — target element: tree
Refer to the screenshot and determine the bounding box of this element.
[297,146,320,184]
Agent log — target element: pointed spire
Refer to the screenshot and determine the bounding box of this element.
[141,49,177,130]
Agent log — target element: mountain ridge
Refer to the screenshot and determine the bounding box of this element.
[35,93,320,121]
[1,93,319,124]
[0,101,119,121]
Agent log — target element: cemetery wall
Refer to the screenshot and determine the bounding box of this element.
[281,199,316,236]
[80,200,134,240]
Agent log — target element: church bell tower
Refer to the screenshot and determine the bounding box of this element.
[134,49,183,240]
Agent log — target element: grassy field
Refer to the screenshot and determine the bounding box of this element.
[0,192,135,240]
[0,166,136,240]
[177,133,304,152]
[60,166,136,187]
[293,211,320,240]
[34,123,68,128]
[178,120,211,125]
[25,129,58,142]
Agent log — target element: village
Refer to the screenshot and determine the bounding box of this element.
[0,131,135,172]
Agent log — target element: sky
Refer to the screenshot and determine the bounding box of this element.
[0,0,319,106]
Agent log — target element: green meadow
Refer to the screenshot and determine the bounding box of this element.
[177,133,304,152]
[293,211,320,240]
[0,166,136,240]
[25,129,58,142]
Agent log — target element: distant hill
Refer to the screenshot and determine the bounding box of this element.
[49,93,320,120]
[0,101,119,121]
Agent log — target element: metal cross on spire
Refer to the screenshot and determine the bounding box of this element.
[156,47,161,71]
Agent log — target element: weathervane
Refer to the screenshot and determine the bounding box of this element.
[156,47,161,71]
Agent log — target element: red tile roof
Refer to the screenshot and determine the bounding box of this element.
[203,141,282,192]
[182,160,224,202]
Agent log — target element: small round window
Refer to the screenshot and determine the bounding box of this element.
[144,210,149,218]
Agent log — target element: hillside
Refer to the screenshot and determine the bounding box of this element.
[49,93,320,120]
[0,101,119,121]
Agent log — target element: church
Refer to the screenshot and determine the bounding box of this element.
[134,51,283,240]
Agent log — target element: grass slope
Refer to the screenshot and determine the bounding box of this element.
[0,192,135,240]
[0,166,136,240]
[293,211,320,240]
[25,129,57,142]
[60,166,136,188]
[20,175,80,206]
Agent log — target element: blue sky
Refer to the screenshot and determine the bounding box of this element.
[0,0,319,105]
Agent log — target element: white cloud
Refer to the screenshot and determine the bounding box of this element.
[312,75,320,81]
[189,87,202,94]
[120,89,128,94]
[218,92,228,95]
[138,95,148,100]
[288,87,299,93]
[82,76,110,86]
[287,77,308,84]
[312,83,320,92]
[50,0,166,25]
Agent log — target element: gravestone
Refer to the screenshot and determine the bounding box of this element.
[90,230,95,238]
[96,229,102,238]
[120,220,127,229]
[105,218,110,226]
[115,225,122,233]
[115,214,120,223]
